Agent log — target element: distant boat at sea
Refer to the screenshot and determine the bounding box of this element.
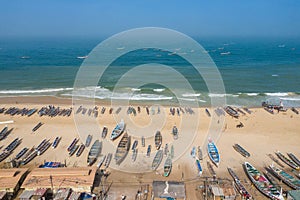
[220,51,231,55]
[77,55,88,59]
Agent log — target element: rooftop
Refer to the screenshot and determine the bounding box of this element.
[152,181,185,199]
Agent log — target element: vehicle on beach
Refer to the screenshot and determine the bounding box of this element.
[110,120,125,140]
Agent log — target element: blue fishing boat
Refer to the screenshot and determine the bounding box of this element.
[207,140,220,167]
[196,159,202,175]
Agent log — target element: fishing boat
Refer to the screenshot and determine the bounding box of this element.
[264,107,274,114]
[0,151,10,162]
[268,154,285,168]
[268,165,300,190]
[85,134,92,147]
[15,147,29,160]
[69,145,79,156]
[154,131,162,150]
[196,159,203,176]
[233,144,250,157]
[104,153,112,168]
[141,136,145,147]
[164,144,169,156]
[76,144,85,157]
[228,167,252,199]
[207,161,216,177]
[32,122,43,132]
[67,138,78,152]
[191,146,196,158]
[52,137,61,148]
[97,155,106,168]
[132,149,138,162]
[243,107,252,114]
[224,106,239,118]
[0,126,8,140]
[101,126,108,139]
[22,150,38,165]
[237,108,246,115]
[275,151,300,170]
[205,108,211,117]
[291,107,299,114]
[198,146,203,160]
[170,145,174,159]
[288,153,300,166]
[243,162,284,200]
[132,140,138,151]
[37,141,51,156]
[4,138,22,152]
[87,140,102,166]
[152,150,163,170]
[114,133,131,165]
[164,156,172,177]
[172,126,178,140]
[207,140,220,167]
[110,120,125,140]
[147,145,151,157]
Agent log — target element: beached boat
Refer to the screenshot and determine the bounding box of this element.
[207,161,216,177]
[172,126,178,140]
[170,145,174,159]
[243,162,284,200]
[164,144,169,156]
[104,153,112,168]
[132,149,138,162]
[114,133,131,165]
[132,140,138,151]
[152,150,163,171]
[276,151,300,170]
[101,126,108,139]
[15,147,28,160]
[97,155,106,168]
[52,137,61,148]
[196,159,203,176]
[228,167,252,199]
[207,140,220,167]
[76,144,85,157]
[141,136,145,147]
[291,107,299,114]
[67,138,78,152]
[69,145,79,156]
[268,165,300,190]
[4,138,22,152]
[110,120,125,140]
[0,151,10,162]
[85,134,92,147]
[243,107,252,114]
[147,145,151,157]
[264,107,274,114]
[22,150,38,165]
[198,146,203,160]
[37,141,51,156]
[205,108,211,117]
[154,131,162,150]
[237,108,246,115]
[87,140,102,166]
[268,154,285,168]
[288,153,300,166]
[0,126,8,140]
[225,106,239,118]
[164,157,172,177]
[32,122,43,132]
[191,146,196,158]
[233,144,250,157]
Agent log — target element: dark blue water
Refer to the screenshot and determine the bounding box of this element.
[0,37,300,106]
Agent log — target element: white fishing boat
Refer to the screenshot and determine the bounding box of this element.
[110,120,125,140]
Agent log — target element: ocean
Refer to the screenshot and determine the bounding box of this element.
[0,36,300,107]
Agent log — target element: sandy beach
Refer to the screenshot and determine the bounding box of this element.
[0,96,299,199]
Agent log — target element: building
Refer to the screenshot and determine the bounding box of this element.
[287,190,300,200]
[21,167,97,193]
[152,181,185,200]
[0,168,28,198]
[209,184,236,200]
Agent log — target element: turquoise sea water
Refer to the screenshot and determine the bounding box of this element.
[0,37,299,107]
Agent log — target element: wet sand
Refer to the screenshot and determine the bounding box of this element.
[0,96,299,199]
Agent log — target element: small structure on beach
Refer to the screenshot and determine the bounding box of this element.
[209,184,236,200]
[152,181,185,199]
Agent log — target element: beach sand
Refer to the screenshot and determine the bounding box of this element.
[0,96,299,199]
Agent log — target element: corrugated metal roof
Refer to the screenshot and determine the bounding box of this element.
[210,185,224,196]
[19,190,34,199]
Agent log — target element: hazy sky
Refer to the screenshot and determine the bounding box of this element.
[1,0,300,38]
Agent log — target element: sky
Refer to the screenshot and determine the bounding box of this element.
[0,0,300,38]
